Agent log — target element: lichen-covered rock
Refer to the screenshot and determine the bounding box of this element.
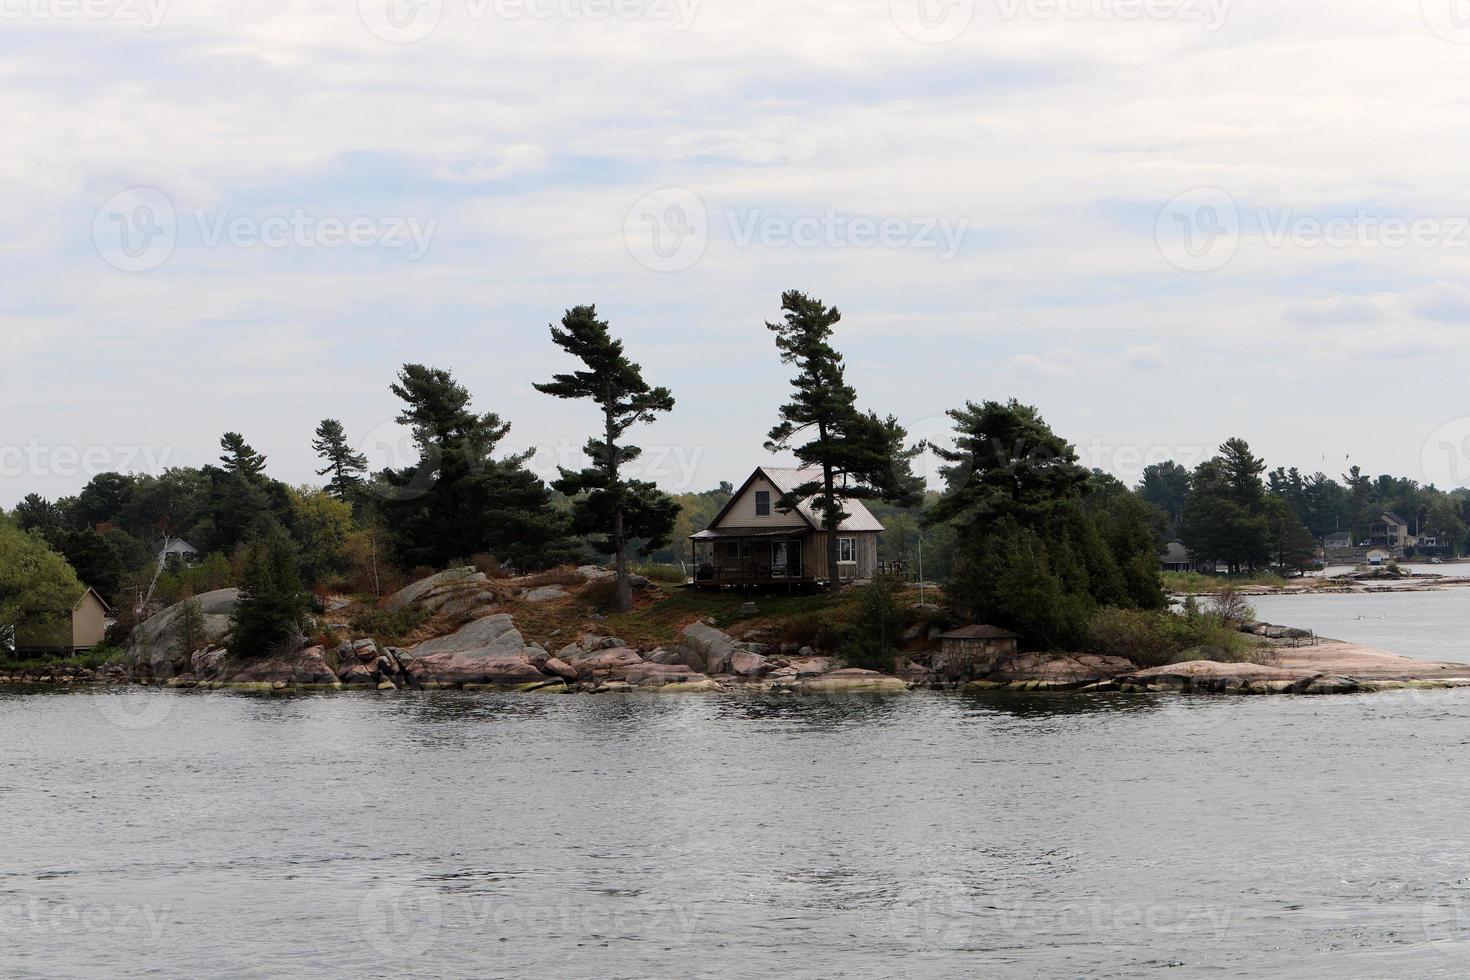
[215,645,342,688]
[730,650,771,678]
[397,613,556,690]
[386,567,485,610]
[523,586,568,603]
[790,668,907,694]
[560,646,644,680]
[682,622,738,674]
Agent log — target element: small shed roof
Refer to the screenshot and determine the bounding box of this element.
[938,625,1021,641]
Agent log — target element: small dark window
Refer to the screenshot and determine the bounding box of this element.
[755,491,771,516]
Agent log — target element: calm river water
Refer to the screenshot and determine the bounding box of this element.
[5,682,1470,977]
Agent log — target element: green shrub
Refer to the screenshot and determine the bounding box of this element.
[349,606,425,647]
[1087,607,1175,668]
[633,563,686,584]
[840,575,907,672]
[580,577,619,612]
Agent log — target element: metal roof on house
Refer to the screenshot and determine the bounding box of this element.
[1378,512,1408,527]
[937,625,1021,641]
[757,467,886,532]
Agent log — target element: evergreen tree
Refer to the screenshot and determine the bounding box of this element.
[312,419,368,501]
[13,494,62,534]
[926,400,1163,647]
[174,593,207,658]
[219,432,268,479]
[382,364,576,570]
[764,290,922,590]
[228,530,307,658]
[534,305,679,612]
[1138,461,1190,526]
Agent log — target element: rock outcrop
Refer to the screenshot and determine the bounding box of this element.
[128,589,240,676]
[396,613,562,690]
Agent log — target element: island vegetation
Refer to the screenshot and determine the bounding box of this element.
[4,291,1470,688]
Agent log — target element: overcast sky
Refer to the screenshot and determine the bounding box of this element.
[8,0,1470,508]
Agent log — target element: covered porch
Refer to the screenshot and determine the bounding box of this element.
[690,528,817,589]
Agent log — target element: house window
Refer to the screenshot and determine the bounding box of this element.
[726,541,751,559]
[838,537,856,563]
[755,490,771,516]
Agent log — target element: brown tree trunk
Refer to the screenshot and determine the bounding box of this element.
[607,401,633,613]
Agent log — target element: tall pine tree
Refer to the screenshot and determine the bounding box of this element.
[764,290,922,589]
[534,305,679,612]
[312,419,368,501]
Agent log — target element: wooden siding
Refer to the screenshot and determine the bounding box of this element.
[805,530,879,580]
[714,477,808,530]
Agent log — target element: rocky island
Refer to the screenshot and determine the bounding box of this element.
[5,565,1470,699]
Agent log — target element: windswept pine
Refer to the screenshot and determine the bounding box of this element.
[535,305,679,613]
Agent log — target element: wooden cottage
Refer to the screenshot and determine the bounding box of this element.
[691,466,883,589]
[13,587,112,657]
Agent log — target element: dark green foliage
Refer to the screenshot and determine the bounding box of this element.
[173,595,207,658]
[228,531,308,658]
[312,419,368,501]
[13,494,62,534]
[381,364,577,572]
[219,432,268,478]
[534,305,679,612]
[45,527,125,605]
[841,574,908,671]
[929,400,1165,650]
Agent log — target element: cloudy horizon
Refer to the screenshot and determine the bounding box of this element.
[9,0,1470,507]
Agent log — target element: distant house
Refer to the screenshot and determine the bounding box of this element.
[157,539,200,566]
[690,466,883,588]
[1159,540,1212,573]
[1322,531,1353,550]
[935,625,1021,678]
[1366,549,1392,566]
[1368,513,1411,549]
[13,587,112,658]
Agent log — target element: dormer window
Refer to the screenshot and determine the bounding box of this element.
[755,490,771,516]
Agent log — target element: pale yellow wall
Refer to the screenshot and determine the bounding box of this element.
[72,592,108,648]
[715,477,807,530]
